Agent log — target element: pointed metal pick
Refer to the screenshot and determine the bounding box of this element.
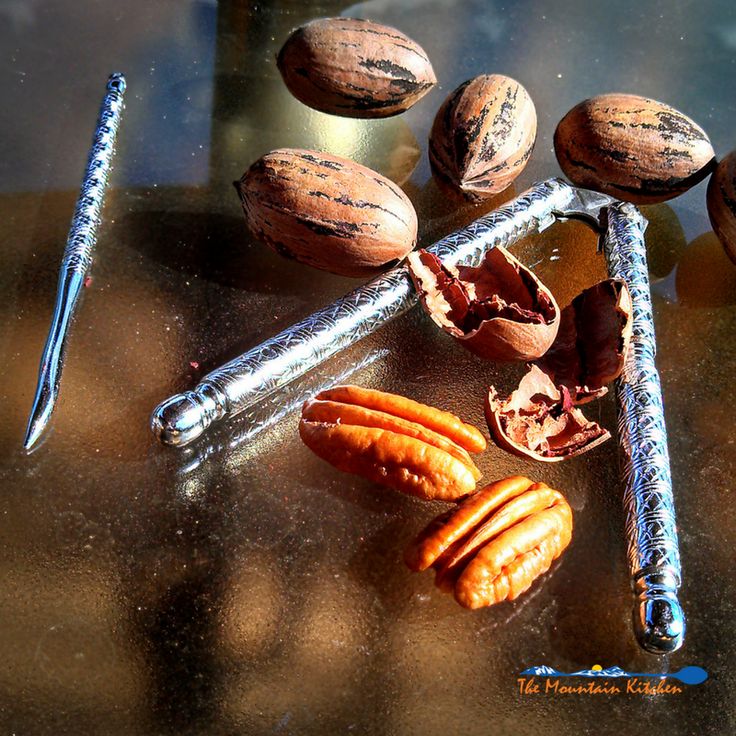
[23,73,126,450]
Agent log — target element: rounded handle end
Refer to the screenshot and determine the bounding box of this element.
[633,572,685,654]
[151,391,213,447]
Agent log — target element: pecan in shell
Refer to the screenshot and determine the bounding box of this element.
[554,93,715,204]
[236,148,417,277]
[429,74,537,200]
[707,150,736,265]
[277,18,436,119]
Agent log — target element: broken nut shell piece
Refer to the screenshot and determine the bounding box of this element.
[535,278,632,403]
[485,366,610,462]
[407,246,560,361]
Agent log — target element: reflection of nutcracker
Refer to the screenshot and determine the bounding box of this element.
[152,179,684,654]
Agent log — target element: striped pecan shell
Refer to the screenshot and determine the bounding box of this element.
[554,93,715,204]
[299,385,486,501]
[429,74,537,200]
[236,148,417,277]
[277,17,436,118]
[405,476,573,609]
[707,150,736,265]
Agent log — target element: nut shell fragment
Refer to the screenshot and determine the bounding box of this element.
[407,246,560,361]
[554,93,715,204]
[485,366,610,462]
[535,278,632,403]
[707,151,736,265]
[277,17,437,118]
[429,74,537,200]
[405,476,573,609]
[299,385,486,501]
[236,148,417,277]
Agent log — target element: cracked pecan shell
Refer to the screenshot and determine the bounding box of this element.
[534,278,632,404]
[554,93,715,204]
[485,366,610,462]
[405,476,572,609]
[429,74,537,200]
[407,246,560,361]
[299,385,486,501]
[277,17,436,118]
[236,148,418,277]
[484,278,632,461]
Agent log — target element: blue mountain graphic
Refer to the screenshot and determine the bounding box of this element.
[520,665,562,676]
[569,666,630,678]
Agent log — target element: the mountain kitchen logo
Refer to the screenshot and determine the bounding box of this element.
[518,664,708,696]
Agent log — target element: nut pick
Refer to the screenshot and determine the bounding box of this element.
[23,73,126,450]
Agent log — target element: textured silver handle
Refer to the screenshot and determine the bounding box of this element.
[62,73,126,272]
[603,202,684,654]
[150,178,578,446]
[24,73,126,450]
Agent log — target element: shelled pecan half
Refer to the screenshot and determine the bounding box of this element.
[299,385,487,501]
[405,476,572,608]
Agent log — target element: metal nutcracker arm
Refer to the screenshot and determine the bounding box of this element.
[150,178,578,446]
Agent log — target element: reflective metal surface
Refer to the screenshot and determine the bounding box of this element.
[24,73,126,450]
[2,1,735,734]
[603,203,683,654]
[150,178,578,447]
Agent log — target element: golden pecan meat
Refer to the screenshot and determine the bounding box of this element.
[405,476,572,609]
[299,385,486,501]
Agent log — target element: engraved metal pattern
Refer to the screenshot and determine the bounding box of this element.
[23,73,126,449]
[62,73,126,273]
[204,179,574,410]
[160,179,578,441]
[604,202,684,652]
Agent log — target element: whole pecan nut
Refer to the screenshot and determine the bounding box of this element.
[277,17,437,119]
[429,74,537,200]
[299,385,486,501]
[237,148,417,277]
[707,150,736,265]
[554,93,715,204]
[405,476,572,608]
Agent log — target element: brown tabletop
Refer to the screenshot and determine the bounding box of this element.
[1,1,734,734]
